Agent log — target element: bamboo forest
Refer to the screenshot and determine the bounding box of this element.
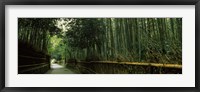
[18,18,182,74]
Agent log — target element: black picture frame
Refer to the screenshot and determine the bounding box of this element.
[0,0,199,92]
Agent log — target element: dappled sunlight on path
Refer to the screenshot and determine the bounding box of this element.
[45,64,76,74]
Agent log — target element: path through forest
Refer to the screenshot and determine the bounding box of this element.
[45,64,76,74]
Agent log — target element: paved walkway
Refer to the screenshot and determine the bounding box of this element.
[45,64,76,74]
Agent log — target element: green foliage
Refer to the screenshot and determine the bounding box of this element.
[48,35,66,61]
[66,18,104,49]
[18,18,60,53]
[18,18,182,65]
[62,18,182,64]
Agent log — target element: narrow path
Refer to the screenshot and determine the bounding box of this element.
[45,64,76,74]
